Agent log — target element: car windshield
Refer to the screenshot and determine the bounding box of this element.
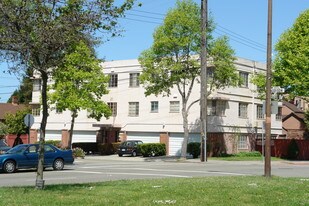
[6,144,28,154]
[0,139,8,147]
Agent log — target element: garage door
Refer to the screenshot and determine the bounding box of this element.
[45,130,62,141]
[126,132,160,143]
[169,133,201,156]
[72,131,96,143]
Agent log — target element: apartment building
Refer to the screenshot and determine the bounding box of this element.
[30,57,283,156]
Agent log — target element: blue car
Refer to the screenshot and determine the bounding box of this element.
[0,139,11,154]
[0,144,74,173]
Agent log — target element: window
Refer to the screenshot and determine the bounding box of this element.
[32,105,40,116]
[238,103,248,118]
[55,108,62,114]
[239,72,249,88]
[256,105,264,119]
[129,102,139,117]
[170,101,180,113]
[108,74,118,87]
[238,135,248,149]
[207,67,215,80]
[151,101,159,113]
[129,73,140,87]
[33,79,41,91]
[207,100,226,116]
[276,107,282,120]
[28,145,37,153]
[108,102,117,117]
[44,145,55,153]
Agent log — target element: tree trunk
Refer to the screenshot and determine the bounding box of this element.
[68,111,76,149]
[180,102,189,159]
[36,71,48,190]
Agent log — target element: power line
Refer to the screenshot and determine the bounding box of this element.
[214,31,266,53]
[122,17,161,25]
[125,9,267,52]
[217,25,266,48]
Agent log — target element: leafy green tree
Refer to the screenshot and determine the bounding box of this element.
[0,122,8,139]
[139,0,239,158]
[49,41,111,148]
[3,108,31,135]
[0,0,134,189]
[7,69,33,104]
[273,9,309,97]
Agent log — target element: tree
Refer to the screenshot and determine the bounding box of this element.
[273,9,309,97]
[139,0,239,159]
[49,41,112,148]
[3,108,31,135]
[8,69,33,104]
[0,0,134,189]
[0,122,8,139]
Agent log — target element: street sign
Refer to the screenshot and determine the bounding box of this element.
[24,114,34,127]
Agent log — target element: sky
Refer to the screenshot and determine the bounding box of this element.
[0,0,308,103]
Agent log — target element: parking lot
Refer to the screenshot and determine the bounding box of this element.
[1,155,309,187]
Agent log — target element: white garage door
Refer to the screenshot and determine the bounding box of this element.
[45,130,62,141]
[169,133,201,156]
[126,132,160,143]
[72,131,96,143]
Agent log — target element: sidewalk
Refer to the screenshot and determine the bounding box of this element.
[82,154,309,165]
[83,154,201,162]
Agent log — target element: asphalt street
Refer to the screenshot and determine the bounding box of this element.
[1,155,309,187]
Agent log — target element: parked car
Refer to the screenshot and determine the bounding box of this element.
[0,139,11,154]
[117,140,143,157]
[0,144,74,173]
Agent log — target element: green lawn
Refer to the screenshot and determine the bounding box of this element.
[209,156,282,161]
[0,176,308,206]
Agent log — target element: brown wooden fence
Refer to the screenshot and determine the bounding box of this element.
[256,139,309,160]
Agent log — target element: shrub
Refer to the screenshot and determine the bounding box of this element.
[187,142,200,158]
[287,139,299,160]
[45,140,61,148]
[139,143,166,157]
[72,143,98,154]
[235,151,262,157]
[72,147,86,158]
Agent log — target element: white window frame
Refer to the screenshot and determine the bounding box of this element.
[33,79,41,91]
[238,103,248,118]
[129,73,140,87]
[169,101,180,113]
[108,102,117,117]
[207,100,226,116]
[108,74,118,87]
[238,135,248,149]
[239,71,249,88]
[129,102,139,117]
[256,105,264,119]
[150,101,159,113]
[276,107,282,120]
[32,105,40,116]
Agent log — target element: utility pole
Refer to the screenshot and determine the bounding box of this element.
[265,0,273,177]
[200,0,208,162]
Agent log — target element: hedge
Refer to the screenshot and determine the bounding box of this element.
[138,143,166,157]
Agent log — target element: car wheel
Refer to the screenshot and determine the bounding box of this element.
[53,158,64,170]
[4,160,16,173]
[118,154,123,157]
[132,151,137,157]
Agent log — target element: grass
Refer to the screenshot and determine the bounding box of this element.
[0,176,308,206]
[209,156,282,161]
[208,151,283,161]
